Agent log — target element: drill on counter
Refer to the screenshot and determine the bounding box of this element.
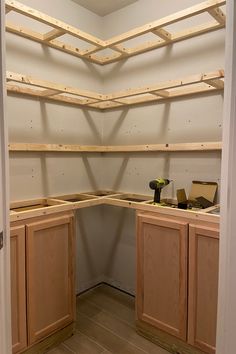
[149,178,172,203]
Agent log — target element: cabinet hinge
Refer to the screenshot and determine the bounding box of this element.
[0,231,3,250]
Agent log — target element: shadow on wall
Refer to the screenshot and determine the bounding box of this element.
[112,157,130,191]
[83,109,103,143]
[6,37,103,82]
[107,153,172,194]
[40,153,49,197]
[82,155,100,190]
[103,35,225,79]
[105,109,129,142]
[39,101,102,145]
[43,42,101,83]
[157,102,171,141]
[103,43,174,79]
[104,102,171,144]
[76,208,102,279]
[103,207,128,278]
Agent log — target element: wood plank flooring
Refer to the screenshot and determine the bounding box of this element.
[46,284,169,354]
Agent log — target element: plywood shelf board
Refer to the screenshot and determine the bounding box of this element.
[6,70,224,110]
[5,0,226,65]
[8,142,222,153]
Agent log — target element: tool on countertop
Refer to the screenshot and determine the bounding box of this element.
[149,178,172,203]
[176,188,188,209]
[195,196,213,209]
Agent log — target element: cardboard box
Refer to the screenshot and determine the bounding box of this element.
[188,181,218,204]
[177,181,218,209]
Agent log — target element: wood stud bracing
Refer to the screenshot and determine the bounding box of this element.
[5,0,226,65]
[8,142,222,153]
[6,0,225,154]
[6,70,225,110]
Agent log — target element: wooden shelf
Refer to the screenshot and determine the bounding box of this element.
[6,70,224,110]
[5,0,226,65]
[8,142,222,153]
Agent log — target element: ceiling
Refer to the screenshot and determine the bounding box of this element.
[71,0,138,17]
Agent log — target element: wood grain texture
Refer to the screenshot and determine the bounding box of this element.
[136,320,205,354]
[6,70,224,110]
[188,225,219,354]
[63,331,106,354]
[8,142,223,153]
[76,313,148,354]
[5,0,225,64]
[77,297,168,354]
[78,285,135,326]
[75,285,169,354]
[26,214,75,345]
[10,225,27,353]
[136,215,188,340]
[20,323,74,354]
[48,284,210,354]
[5,0,103,46]
[9,193,220,224]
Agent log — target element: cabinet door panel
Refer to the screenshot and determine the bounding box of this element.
[188,225,219,354]
[137,214,188,340]
[26,215,75,345]
[10,225,27,353]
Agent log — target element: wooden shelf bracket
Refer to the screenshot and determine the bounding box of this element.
[5,0,226,65]
[6,69,225,110]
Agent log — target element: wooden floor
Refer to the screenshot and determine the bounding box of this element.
[46,284,169,354]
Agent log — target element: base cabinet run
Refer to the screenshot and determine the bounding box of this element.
[136,212,219,354]
[10,212,75,353]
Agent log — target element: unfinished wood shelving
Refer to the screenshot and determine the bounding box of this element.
[5,0,226,65]
[6,1,225,155]
[8,142,222,153]
[9,193,220,223]
[6,69,225,110]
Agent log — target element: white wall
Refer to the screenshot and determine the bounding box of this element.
[101,0,225,293]
[6,0,225,294]
[6,0,104,293]
[7,0,104,200]
[102,0,224,199]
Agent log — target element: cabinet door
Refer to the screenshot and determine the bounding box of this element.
[26,214,75,345]
[10,225,27,353]
[188,225,219,354]
[136,214,188,340]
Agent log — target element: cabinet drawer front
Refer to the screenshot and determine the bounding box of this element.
[188,225,219,354]
[26,215,75,345]
[136,215,188,340]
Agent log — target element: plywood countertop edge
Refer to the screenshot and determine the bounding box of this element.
[9,192,220,224]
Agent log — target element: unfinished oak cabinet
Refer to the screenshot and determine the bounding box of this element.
[188,225,219,354]
[26,213,75,345]
[10,211,75,353]
[136,212,220,354]
[10,225,27,354]
[136,213,188,340]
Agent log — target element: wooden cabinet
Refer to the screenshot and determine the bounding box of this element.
[188,225,219,354]
[10,225,27,353]
[26,214,75,345]
[136,214,188,340]
[10,211,75,352]
[136,212,220,354]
